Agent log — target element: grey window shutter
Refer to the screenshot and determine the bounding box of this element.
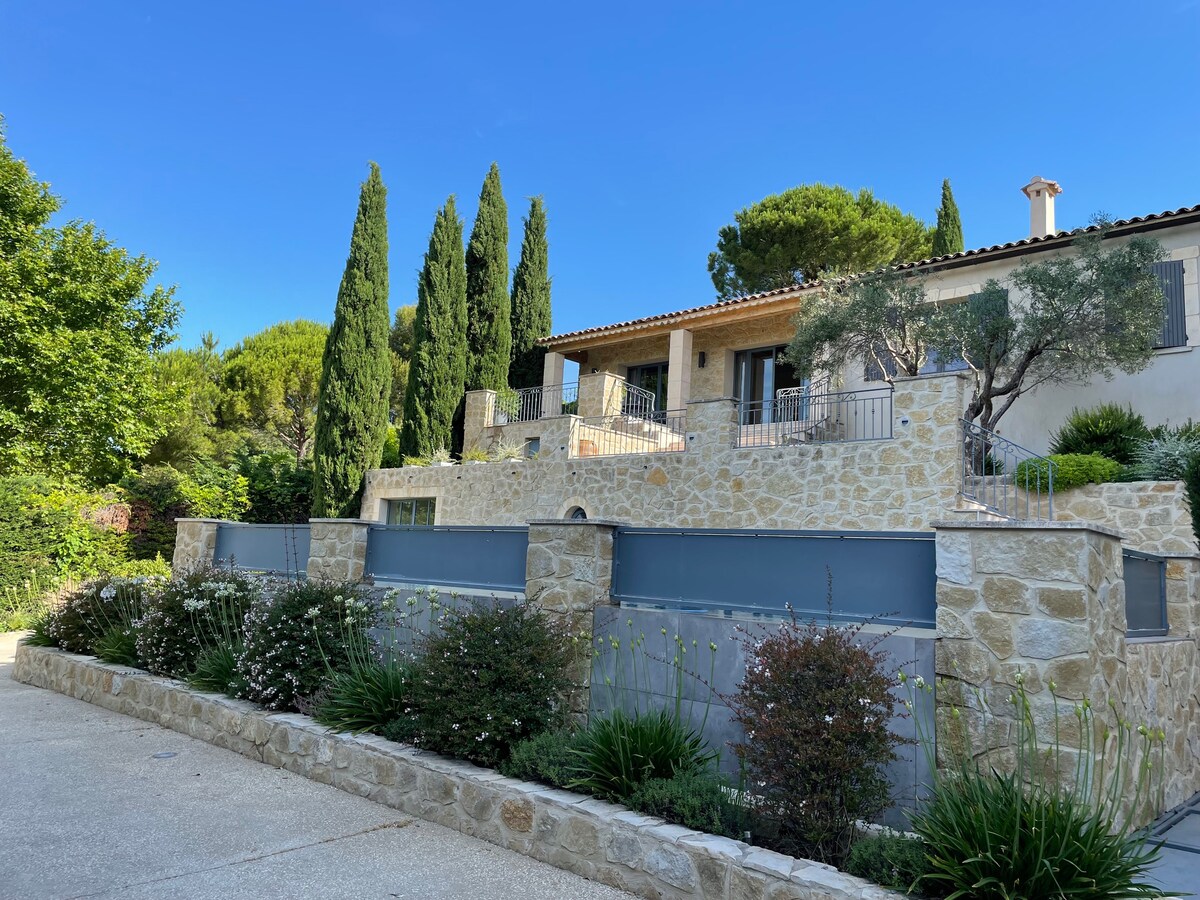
[1150,260,1187,349]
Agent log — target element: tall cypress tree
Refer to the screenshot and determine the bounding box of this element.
[464,163,510,390]
[932,178,964,257]
[509,196,552,389]
[400,198,468,457]
[311,163,392,518]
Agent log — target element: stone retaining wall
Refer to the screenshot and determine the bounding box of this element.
[1056,481,1197,555]
[12,645,901,900]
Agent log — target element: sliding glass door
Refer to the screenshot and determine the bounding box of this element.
[734,346,803,425]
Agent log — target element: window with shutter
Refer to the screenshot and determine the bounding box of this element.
[1150,261,1187,349]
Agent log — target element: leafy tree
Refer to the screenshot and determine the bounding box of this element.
[389,304,417,423]
[935,225,1167,432]
[312,163,392,518]
[786,269,938,383]
[931,178,964,257]
[144,333,227,467]
[236,450,312,524]
[401,198,468,457]
[0,123,179,484]
[464,163,510,390]
[707,184,933,300]
[222,319,328,462]
[121,463,249,559]
[509,196,552,389]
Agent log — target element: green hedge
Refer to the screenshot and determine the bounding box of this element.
[1013,453,1122,493]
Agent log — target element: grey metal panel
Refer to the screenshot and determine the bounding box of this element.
[365,526,529,593]
[611,527,936,628]
[213,524,311,576]
[1124,549,1168,637]
[1151,261,1187,349]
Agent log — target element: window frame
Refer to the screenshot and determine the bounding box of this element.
[386,497,436,526]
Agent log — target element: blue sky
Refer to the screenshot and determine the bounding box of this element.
[3,1,1199,349]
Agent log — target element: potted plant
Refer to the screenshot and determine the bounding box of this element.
[490,437,527,462]
[402,455,429,467]
[494,387,520,425]
[462,448,489,465]
[430,446,455,467]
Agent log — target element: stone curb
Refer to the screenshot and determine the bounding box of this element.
[12,644,900,900]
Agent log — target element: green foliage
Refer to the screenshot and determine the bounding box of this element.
[121,464,248,559]
[312,163,392,518]
[931,178,964,257]
[221,319,328,461]
[21,611,57,646]
[94,623,141,666]
[403,600,577,768]
[44,577,159,656]
[571,708,716,802]
[379,426,401,469]
[498,729,584,789]
[313,663,410,734]
[1185,454,1200,547]
[707,183,933,300]
[465,163,511,391]
[910,678,1166,900]
[144,334,228,468]
[1014,453,1122,493]
[844,832,933,894]
[0,124,179,485]
[1132,432,1200,482]
[136,567,261,677]
[1050,404,1151,464]
[401,198,468,458]
[237,451,312,523]
[388,304,416,424]
[189,642,239,693]
[0,570,57,632]
[509,196,551,389]
[935,225,1167,432]
[235,580,371,711]
[729,613,900,865]
[627,770,743,839]
[786,269,939,381]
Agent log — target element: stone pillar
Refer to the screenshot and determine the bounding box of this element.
[172,518,222,573]
[541,352,566,418]
[526,519,619,712]
[933,521,1127,778]
[666,328,693,412]
[306,519,372,583]
[686,397,738,453]
[1164,554,1200,637]
[464,389,496,453]
[577,371,625,419]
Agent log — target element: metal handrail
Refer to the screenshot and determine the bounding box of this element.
[959,419,1055,520]
[574,409,687,458]
[497,382,579,423]
[736,385,893,447]
[620,382,657,419]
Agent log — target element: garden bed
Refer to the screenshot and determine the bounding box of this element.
[12,643,899,900]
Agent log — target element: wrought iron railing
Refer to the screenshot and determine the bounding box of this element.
[959,420,1055,520]
[495,382,579,423]
[574,410,687,458]
[620,382,657,419]
[736,385,893,448]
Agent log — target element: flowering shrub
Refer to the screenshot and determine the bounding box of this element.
[136,567,262,677]
[397,600,579,767]
[234,580,372,711]
[728,612,901,865]
[44,576,161,657]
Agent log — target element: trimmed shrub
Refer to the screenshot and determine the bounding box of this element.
[1131,433,1200,482]
[498,729,583,789]
[1014,452,1122,493]
[401,600,578,768]
[571,708,716,802]
[628,769,743,839]
[235,581,371,711]
[136,567,262,678]
[1050,404,1151,464]
[121,464,249,560]
[728,613,901,866]
[237,451,312,524]
[844,832,933,894]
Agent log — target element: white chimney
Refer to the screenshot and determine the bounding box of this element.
[1021,176,1063,239]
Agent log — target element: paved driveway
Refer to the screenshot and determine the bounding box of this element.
[0,633,631,900]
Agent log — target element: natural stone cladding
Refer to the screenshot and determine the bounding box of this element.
[362,373,969,531]
[171,518,220,571]
[13,645,901,900]
[1056,481,1197,554]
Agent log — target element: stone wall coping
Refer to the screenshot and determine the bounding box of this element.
[12,645,901,900]
[527,519,625,528]
[686,396,736,406]
[893,371,969,384]
[172,517,230,524]
[307,518,377,526]
[1157,552,1200,561]
[930,519,1125,540]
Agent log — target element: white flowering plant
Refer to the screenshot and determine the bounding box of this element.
[235,580,374,711]
[43,575,162,662]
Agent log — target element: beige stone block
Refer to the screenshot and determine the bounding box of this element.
[1036,587,1088,621]
[981,576,1033,614]
[937,583,979,613]
[937,640,993,685]
[972,611,1016,659]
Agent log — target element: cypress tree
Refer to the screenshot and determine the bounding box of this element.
[311,163,392,518]
[464,163,510,390]
[932,178,964,257]
[509,196,552,389]
[400,198,468,457]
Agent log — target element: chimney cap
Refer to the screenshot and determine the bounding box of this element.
[1021,176,1063,199]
